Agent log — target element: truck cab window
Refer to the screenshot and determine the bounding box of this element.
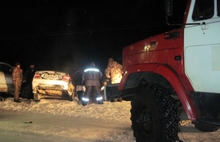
[192,0,214,20]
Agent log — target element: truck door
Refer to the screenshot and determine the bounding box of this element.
[184,0,220,93]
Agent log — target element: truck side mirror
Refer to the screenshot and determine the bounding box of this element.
[164,0,173,16]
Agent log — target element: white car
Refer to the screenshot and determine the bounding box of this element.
[0,62,14,95]
[32,70,75,102]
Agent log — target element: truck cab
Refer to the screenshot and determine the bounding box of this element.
[115,0,220,141]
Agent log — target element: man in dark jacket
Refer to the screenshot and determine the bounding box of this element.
[23,62,36,99]
[81,62,103,106]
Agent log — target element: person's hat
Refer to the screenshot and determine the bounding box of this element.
[15,62,20,66]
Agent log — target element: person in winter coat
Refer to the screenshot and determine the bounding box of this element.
[104,58,123,102]
[24,62,36,99]
[81,62,103,106]
[105,58,123,84]
[12,62,23,102]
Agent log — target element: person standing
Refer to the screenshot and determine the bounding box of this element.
[12,62,23,102]
[81,62,103,106]
[105,58,123,84]
[72,69,85,102]
[24,62,36,99]
[104,58,123,102]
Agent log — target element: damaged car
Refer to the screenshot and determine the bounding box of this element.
[32,70,75,102]
[0,62,14,95]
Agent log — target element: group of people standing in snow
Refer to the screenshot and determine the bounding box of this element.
[11,58,123,105]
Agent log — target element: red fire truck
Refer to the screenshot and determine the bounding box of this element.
[105,0,220,141]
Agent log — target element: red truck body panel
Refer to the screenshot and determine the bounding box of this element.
[118,28,200,120]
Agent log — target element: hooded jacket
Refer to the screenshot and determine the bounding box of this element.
[82,66,102,87]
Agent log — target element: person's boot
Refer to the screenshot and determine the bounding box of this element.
[14,99,21,103]
[96,95,103,104]
[81,96,89,106]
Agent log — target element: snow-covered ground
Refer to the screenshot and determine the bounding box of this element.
[0,97,220,142]
[0,97,136,142]
[0,97,131,122]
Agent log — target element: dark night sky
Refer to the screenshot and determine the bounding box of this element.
[1,0,182,73]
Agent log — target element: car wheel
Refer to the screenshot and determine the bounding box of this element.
[20,82,28,98]
[20,86,28,98]
[33,93,40,102]
[131,83,180,142]
[68,92,74,101]
[21,85,33,99]
[117,97,122,102]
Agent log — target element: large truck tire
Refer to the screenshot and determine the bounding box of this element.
[131,84,180,142]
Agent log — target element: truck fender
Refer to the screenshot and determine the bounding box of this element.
[119,64,199,120]
[154,65,199,120]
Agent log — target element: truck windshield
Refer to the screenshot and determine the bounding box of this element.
[192,0,214,20]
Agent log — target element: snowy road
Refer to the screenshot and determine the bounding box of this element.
[0,110,135,142]
[0,97,220,142]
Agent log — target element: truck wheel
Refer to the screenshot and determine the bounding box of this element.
[33,93,40,102]
[194,122,218,132]
[131,84,180,142]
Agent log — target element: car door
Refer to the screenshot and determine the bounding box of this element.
[0,63,14,93]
